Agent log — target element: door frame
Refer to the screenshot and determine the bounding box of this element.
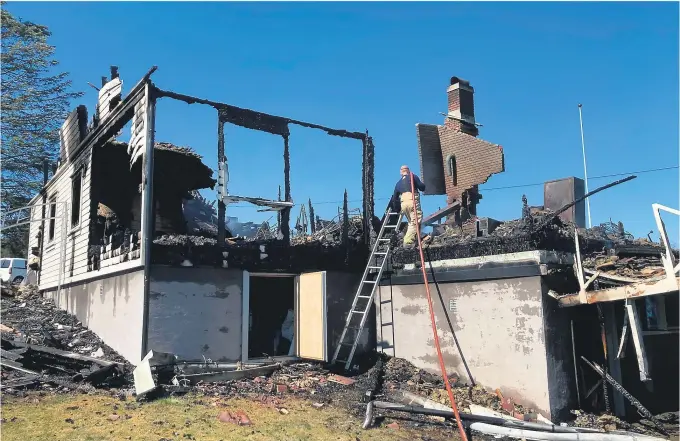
[241,270,299,362]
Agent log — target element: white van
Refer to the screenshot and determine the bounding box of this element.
[0,258,28,285]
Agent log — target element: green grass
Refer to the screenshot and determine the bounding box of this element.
[1,393,453,441]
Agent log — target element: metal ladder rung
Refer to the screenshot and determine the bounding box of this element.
[331,206,399,371]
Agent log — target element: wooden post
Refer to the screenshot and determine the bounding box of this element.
[217,116,226,245]
[140,83,157,359]
[281,132,291,245]
[308,198,316,234]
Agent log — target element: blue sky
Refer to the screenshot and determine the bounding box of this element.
[8,2,679,243]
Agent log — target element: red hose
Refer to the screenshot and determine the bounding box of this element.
[409,172,469,441]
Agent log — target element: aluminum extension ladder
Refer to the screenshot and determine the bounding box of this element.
[331,207,402,371]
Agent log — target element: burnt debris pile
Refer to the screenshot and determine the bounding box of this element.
[392,209,672,268]
[88,141,216,271]
[151,205,370,271]
[1,285,133,394]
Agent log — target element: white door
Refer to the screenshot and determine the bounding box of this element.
[295,271,327,361]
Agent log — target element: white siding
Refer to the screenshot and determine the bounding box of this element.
[38,147,94,288]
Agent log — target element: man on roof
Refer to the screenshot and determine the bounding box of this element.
[391,165,427,247]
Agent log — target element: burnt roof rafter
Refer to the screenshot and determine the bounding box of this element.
[150,85,366,140]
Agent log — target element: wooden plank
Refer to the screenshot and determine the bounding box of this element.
[625,300,651,382]
[296,271,327,361]
[558,276,680,306]
[128,94,147,165]
[97,77,123,122]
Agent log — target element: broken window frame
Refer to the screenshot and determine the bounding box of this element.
[149,86,375,247]
[48,195,57,242]
[70,168,83,228]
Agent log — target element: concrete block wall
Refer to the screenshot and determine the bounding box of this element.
[376,275,572,420]
[46,269,146,364]
[146,267,243,362]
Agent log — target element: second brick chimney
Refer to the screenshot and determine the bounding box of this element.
[446,76,478,137]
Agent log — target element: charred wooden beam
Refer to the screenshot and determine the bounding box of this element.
[277,186,282,231]
[152,86,366,140]
[281,133,291,245]
[362,133,375,245]
[217,117,226,245]
[342,190,349,253]
[309,198,316,234]
[422,201,461,226]
[537,175,637,230]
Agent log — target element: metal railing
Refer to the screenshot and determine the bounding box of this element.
[1,202,69,297]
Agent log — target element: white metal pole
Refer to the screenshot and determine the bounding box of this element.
[578,104,592,228]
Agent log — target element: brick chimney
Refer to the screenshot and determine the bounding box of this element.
[446,76,478,137]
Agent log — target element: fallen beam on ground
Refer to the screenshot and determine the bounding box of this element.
[0,358,41,376]
[362,400,598,434]
[8,341,118,367]
[177,363,281,385]
[468,422,667,441]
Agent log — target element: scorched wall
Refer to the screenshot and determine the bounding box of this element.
[376,274,573,420]
[146,267,244,362]
[45,269,146,363]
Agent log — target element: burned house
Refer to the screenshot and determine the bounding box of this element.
[24,66,377,368]
[19,68,678,426]
[375,78,679,422]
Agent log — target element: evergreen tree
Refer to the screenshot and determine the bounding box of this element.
[1,6,83,256]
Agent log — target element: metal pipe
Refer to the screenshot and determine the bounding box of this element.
[366,401,598,434]
[578,104,592,229]
[469,422,666,441]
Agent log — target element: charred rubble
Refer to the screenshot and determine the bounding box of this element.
[391,203,675,280]
[88,140,216,270]
[2,285,675,436]
[1,285,132,394]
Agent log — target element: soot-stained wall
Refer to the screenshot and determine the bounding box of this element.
[147,266,243,361]
[45,269,146,364]
[376,275,567,420]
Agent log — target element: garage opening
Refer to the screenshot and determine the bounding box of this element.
[248,275,295,359]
